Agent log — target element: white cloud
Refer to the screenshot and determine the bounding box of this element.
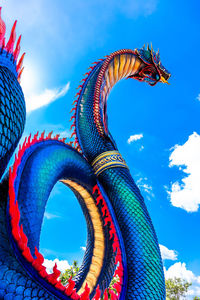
[141,183,153,194]
[81,246,86,251]
[136,177,154,200]
[25,82,70,112]
[165,262,200,299]
[127,133,143,144]
[57,130,71,139]
[43,258,70,274]
[44,212,61,220]
[168,132,200,212]
[159,244,178,261]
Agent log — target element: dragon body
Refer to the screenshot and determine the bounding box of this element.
[0,9,170,300]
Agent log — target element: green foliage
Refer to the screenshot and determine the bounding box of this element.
[109,274,119,290]
[59,261,120,299]
[60,265,196,299]
[59,260,79,285]
[166,277,192,300]
[102,275,119,299]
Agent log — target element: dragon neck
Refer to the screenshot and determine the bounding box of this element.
[73,50,143,162]
[94,50,143,136]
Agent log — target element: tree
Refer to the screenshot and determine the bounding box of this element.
[193,297,200,300]
[59,260,79,285]
[166,277,192,300]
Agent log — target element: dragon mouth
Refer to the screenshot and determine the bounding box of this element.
[159,69,170,85]
[8,132,125,300]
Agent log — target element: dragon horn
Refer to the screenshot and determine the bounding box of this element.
[16,52,25,72]
[157,49,160,60]
[6,20,17,53]
[13,35,21,61]
[147,43,150,51]
[17,66,24,82]
[150,42,153,54]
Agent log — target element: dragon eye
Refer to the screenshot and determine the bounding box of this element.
[144,70,152,76]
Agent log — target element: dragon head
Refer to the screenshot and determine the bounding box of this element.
[129,44,171,86]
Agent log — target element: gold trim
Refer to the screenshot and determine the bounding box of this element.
[60,180,105,295]
[92,151,128,176]
[91,150,120,166]
[94,161,127,175]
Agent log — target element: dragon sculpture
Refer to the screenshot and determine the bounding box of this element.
[0,8,170,300]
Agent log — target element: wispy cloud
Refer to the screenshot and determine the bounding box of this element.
[159,244,178,261]
[197,93,200,101]
[43,258,70,274]
[117,0,158,18]
[136,177,154,200]
[41,248,70,259]
[25,82,70,112]
[168,132,200,212]
[44,212,61,220]
[127,133,143,144]
[31,124,71,138]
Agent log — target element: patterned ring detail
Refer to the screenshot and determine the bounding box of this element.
[91,151,129,176]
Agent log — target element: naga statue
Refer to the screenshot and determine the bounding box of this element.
[0,8,170,300]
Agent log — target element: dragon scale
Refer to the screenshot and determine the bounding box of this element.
[0,9,170,300]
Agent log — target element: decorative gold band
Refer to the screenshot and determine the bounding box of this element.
[91,150,128,176]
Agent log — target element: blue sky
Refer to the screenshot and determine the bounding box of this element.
[2,0,200,297]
